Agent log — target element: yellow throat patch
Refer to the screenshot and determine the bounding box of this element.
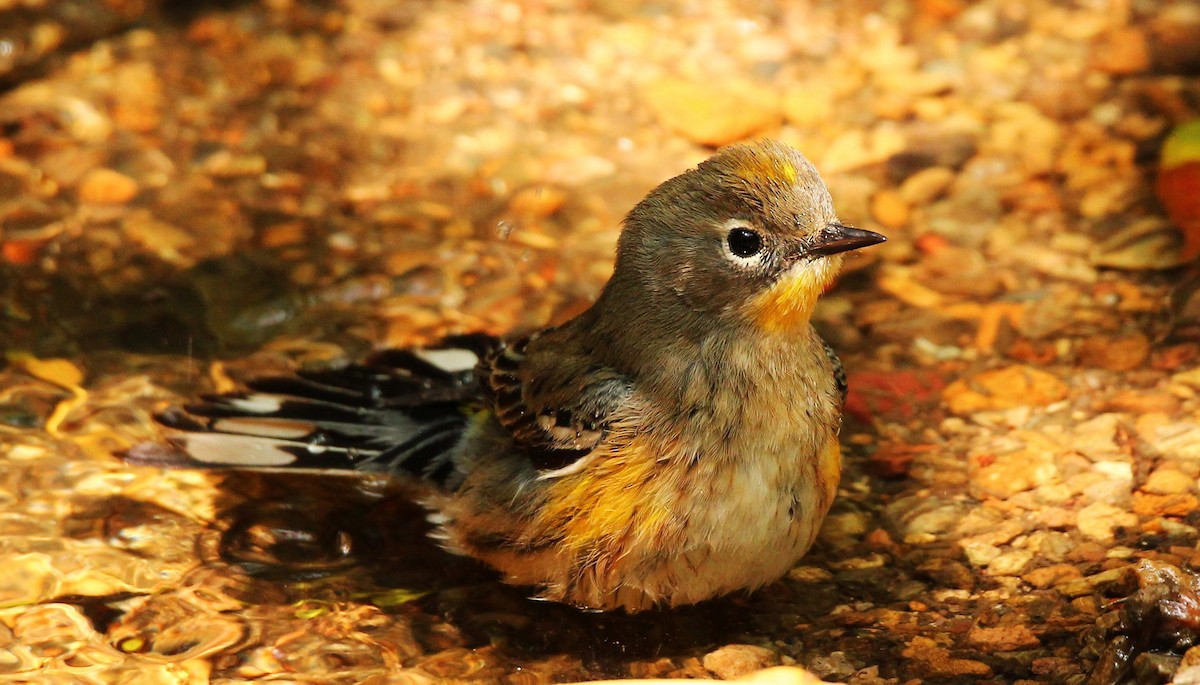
[750,259,835,333]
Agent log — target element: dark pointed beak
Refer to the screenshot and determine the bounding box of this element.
[807,223,887,257]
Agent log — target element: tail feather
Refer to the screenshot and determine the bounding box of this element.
[125,336,499,485]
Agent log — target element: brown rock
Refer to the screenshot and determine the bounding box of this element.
[1022,564,1083,589]
[871,189,910,230]
[971,449,1058,499]
[902,636,991,678]
[702,644,780,680]
[1075,334,1150,371]
[1092,27,1150,75]
[899,166,955,205]
[1143,467,1195,496]
[1102,389,1180,414]
[78,168,139,205]
[943,365,1069,415]
[644,78,780,147]
[965,625,1041,651]
[1132,492,1199,517]
[1076,502,1138,543]
[782,85,834,127]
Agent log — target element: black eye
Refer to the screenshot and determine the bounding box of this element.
[727,227,763,258]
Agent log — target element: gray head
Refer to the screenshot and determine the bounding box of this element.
[605,140,885,333]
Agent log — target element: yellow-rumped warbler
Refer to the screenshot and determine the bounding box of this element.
[131,140,886,612]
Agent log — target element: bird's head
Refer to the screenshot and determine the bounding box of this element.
[611,140,886,333]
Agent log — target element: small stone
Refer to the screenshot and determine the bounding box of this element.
[782,85,834,127]
[1103,389,1181,414]
[965,625,1041,651]
[898,166,955,205]
[1075,334,1150,371]
[1132,492,1199,517]
[870,189,910,230]
[1174,366,1200,390]
[78,168,139,205]
[1144,468,1195,496]
[702,644,780,680]
[971,449,1059,500]
[902,636,991,678]
[1181,645,1200,670]
[1091,27,1150,75]
[942,365,1069,415]
[986,550,1034,576]
[643,78,780,147]
[1021,564,1083,589]
[1076,502,1138,543]
[961,540,1001,567]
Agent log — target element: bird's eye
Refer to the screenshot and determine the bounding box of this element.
[727,227,763,258]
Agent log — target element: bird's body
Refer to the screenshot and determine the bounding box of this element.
[130,141,884,612]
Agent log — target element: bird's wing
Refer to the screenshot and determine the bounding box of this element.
[822,340,848,405]
[480,334,635,474]
[126,334,498,484]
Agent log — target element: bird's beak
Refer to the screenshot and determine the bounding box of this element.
[807,223,887,257]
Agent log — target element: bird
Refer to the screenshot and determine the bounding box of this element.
[127,140,886,612]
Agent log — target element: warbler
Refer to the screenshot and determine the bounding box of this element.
[131,140,886,612]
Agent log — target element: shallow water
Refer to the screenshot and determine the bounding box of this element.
[2,0,1200,683]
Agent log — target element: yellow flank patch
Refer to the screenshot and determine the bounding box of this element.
[750,265,826,333]
[816,438,842,511]
[536,437,670,554]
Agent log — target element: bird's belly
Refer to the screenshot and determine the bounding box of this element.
[640,433,841,609]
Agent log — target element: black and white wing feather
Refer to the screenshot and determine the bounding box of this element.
[127,334,497,484]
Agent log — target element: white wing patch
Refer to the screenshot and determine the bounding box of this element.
[179,433,301,466]
[414,348,480,373]
[210,416,316,440]
[226,394,285,413]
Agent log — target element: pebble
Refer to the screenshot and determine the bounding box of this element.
[77,168,139,204]
[1091,27,1150,75]
[971,449,1059,499]
[942,365,1069,415]
[902,636,991,678]
[1076,502,1139,543]
[986,550,1034,576]
[1021,564,1083,589]
[643,77,780,147]
[898,166,955,205]
[702,644,781,680]
[1143,467,1195,495]
[965,624,1041,651]
[1132,492,1199,517]
[870,189,910,229]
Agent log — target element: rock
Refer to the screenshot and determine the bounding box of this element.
[870,189,910,229]
[643,78,780,147]
[902,636,991,678]
[898,166,955,205]
[1144,467,1195,496]
[702,644,780,680]
[942,365,1069,415]
[1076,502,1138,543]
[78,167,139,204]
[1075,334,1150,371]
[782,84,834,127]
[1132,492,1199,517]
[1022,564,1083,589]
[965,625,1041,651]
[971,448,1059,499]
[986,550,1034,577]
[1091,27,1150,75]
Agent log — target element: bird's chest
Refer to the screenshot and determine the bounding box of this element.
[663,334,842,535]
